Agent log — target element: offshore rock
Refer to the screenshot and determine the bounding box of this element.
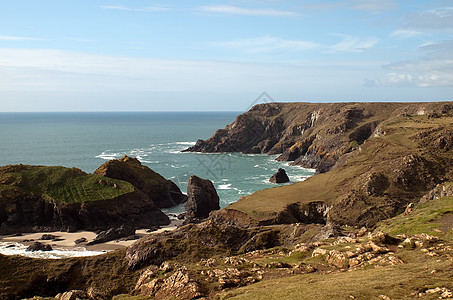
[185,175,220,220]
[269,168,290,183]
[94,155,187,208]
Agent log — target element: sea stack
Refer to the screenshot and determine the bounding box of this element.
[270,168,290,183]
[94,155,187,208]
[185,175,220,220]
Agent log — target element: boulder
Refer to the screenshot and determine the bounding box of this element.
[269,168,290,183]
[94,155,187,208]
[87,224,135,245]
[185,176,220,219]
[26,241,52,252]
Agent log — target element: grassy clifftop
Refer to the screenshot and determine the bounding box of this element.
[226,110,453,227]
[0,165,134,204]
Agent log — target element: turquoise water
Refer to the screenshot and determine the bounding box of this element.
[0,112,314,212]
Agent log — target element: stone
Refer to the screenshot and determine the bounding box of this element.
[269,168,290,183]
[74,237,87,245]
[87,224,135,245]
[185,175,220,219]
[26,241,52,252]
[55,290,88,300]
[40,234,60,241]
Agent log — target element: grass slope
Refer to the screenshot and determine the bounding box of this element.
[0,165,134,204]
[228,114,453,224]
[219,194,453,300]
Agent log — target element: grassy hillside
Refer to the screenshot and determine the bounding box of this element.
[227,113,453,226]
[0,165,134,204]
[218,193,453,300]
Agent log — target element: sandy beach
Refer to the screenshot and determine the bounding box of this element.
[0,219,183,252]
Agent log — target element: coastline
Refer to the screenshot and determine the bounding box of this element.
[0,219,183,257]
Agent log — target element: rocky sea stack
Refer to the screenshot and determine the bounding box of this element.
[185,175,220,220]
[94,155,187,208]
[270,168,290,183]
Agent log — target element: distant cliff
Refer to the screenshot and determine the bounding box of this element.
[185,102,453,173]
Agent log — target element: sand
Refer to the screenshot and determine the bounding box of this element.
[0,220,183,252]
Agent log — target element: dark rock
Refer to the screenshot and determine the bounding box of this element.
[40,234,60,241]
[26,241,52,252]
[87,224,136,245]
[117,235,139,241]
[0,164,170,235]
[177,213,185,220]
[146,226,161,233]
[185,176,220,219]
[94,155,187,208]
[74,237,87,245]
[269,168,290,183]
[11,233,22,237]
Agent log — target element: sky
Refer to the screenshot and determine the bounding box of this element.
[0,0,452,112]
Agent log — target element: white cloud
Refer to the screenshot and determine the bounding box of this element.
[349,0,396,12]
[195,5,302,17]
[213,36,319,53]
[329,35,379,52]
[366,40,453,87]
[390,29,421,39]
[100,5,170,12]
[404,7,453,31]
[0,35,44,41]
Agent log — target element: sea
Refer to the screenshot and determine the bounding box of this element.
[0,112,314,257]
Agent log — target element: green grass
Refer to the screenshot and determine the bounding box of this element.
[376,195,453,237]
[0,165,134,203]
[217,256,452,300]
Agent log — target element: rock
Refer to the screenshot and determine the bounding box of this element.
[269,168,290,183]
[40,234,60,241]
[0,164,170,234]
[26,241,52,252]
[94,155,187,208]
[185,175,220,219]
[177,213,185,220]
[87,224,135,245]
[55,290,88,300]
[74,237,87,245]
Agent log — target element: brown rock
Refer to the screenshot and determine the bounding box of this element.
[269,168,290,183]
[94,155,187,208]
[185,175,220,219]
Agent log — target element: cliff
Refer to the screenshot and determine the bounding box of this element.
[0,164,169,234]
[185,102,452,173]
[187,102,453,227]
[94,155,187,208]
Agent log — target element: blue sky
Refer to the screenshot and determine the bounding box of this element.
[1,0,452,111]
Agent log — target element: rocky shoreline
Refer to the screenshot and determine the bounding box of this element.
[1,102,452,299]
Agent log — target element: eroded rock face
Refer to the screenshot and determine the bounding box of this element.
[0,164,170,234]
[269,168,290,183]
[86,224,135,245]
[94,155,187,208]
[185,176,220,220]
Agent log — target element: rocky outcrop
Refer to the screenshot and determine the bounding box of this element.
[0,164,169,234]
[269,168,290,183]
[26,242,52,252]
[185,102,453,174]
[185,176,220,220]
[94,155,187,208]
[86,225,135,245]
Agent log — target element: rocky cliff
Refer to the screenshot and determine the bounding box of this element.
[0,164,169,234]
[94,155,187,208]
[187,102,453,227]
[185,102,452,173]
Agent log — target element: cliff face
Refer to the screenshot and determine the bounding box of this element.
[185,102,453,173]
[94,155,187,208]
[0,165,169,234]
[187,102,453,227]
